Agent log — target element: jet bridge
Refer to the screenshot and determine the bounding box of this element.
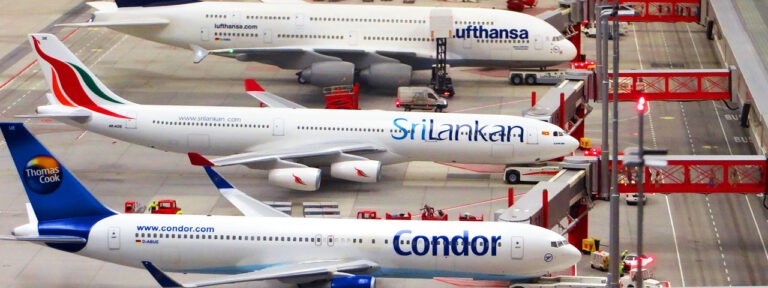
[497,157,597,247]
[524,70,594,142]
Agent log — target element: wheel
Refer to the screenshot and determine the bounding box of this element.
[435,107,443,112]
[510,74,523,85]
[591,264,596,269]
[524,75,537,85]
[504,169,521,184]
[297,75,308,84]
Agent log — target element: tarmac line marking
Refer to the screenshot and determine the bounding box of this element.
[664,195,685,287]
[450,99,527,113]
[744,194,768,266]
[0,27,81,92]
[685,23,735,155]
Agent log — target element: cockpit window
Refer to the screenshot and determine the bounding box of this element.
[552,35,565,41]
[550,240,567,248]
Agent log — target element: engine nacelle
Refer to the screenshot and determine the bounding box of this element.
[268,168,321,191]
[330,160,381,183]
[297,61,355,87]
[328,275,375,288]
[359,63,412,89]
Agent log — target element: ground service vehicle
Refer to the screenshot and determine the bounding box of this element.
[509,70,567,85]
[625,194,647,205]
[153,199,182,214]
[583,22,629,38]
[504,165,562,184]
[509,271,667,288]
[396,87,448,112]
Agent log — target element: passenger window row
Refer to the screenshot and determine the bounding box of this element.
[363,36,433,42]
[297,126,387,133]
[310,17,426,24]
[455,20,495,26]
[152,120,268,129]
[476,39,530,44]
[214,32,258,38]
[278,34,343,40]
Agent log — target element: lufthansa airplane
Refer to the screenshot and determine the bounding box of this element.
[23,34,578,191]
[0,122,582,287]
[60,0,578,88]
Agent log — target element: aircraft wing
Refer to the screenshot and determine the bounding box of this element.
[190,46,402,69]
[57,18,170,27]
[243,79,305,109]
[143,259,379,287]
[202,166,290,218]
[188,142,387,170]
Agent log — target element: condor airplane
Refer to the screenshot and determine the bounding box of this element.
[60,0,578,88]
[0,122,582,287]
[23,34,578,191]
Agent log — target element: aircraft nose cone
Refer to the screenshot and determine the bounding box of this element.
[565,135,580,153]
[561,40,577,61]
[563,244,582,266]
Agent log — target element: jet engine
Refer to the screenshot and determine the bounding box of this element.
[320,275,375,288]
[358,63,412,89]
[268,168,321,191]
[330,160,381,183]
[296,61,355,87]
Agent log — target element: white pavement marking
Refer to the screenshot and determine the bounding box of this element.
[665,195,686,287]
[633,24,658,148]
[686,23,735,155]
[745,194,768,266]
[706,195,732,286]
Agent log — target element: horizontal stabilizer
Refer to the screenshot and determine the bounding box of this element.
[57,18,170,27]
[0,235,87,244]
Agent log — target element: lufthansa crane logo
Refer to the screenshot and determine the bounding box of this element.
[23,155,63,195]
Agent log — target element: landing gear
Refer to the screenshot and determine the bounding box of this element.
[504,169,521,184]
[296,72,308,84]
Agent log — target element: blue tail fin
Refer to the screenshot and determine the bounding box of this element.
[0,122,115,222]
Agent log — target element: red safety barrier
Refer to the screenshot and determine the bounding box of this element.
[607,69,730,101]
[614,0,700,23]
[613,156,767,194]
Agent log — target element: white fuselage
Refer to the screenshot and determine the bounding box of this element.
[77,213,580,279]
[93,2,576,69]
[62,106,576,165]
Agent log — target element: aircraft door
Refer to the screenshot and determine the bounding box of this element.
[348,31,358,46]
[526,128,538,144]
[533,35,543,50]
[272,118,284,136]
[510,236,523,259]
[463,38,472,49]
[294,13,307,28]
[201,27,210,41]
[124,112,137,129]
[108,227,120,250]
[263,30,273,44]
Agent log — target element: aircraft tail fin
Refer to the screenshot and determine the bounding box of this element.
[0,122,115,223]
[28,34,136,118]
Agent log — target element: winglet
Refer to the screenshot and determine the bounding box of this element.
[190,44,209,63]
[203,166,234,189]
[188,152,215,166]
[141,261,186,288]
[244,79,264,92]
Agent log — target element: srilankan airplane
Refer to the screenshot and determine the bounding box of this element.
[0,122,582,287]
[23,33,579,191]
[59,0,578,88]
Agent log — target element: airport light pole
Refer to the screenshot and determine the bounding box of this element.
[596,3,637,287]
